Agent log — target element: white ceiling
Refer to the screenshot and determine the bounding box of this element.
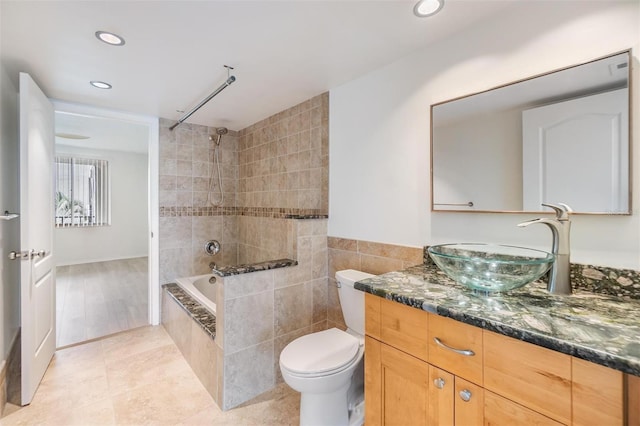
[55,111,150,154]
[0,0,516,131]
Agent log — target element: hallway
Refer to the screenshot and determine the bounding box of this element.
[56,257,148,348]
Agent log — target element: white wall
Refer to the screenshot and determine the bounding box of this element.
[0,61,20,361]
[54,145,148,266]
[329,1,640,269]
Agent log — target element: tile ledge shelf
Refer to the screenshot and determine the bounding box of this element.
[212,258,298,277]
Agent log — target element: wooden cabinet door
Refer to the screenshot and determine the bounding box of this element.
[429,365,454,426]
[365,336,383,426]
[455,377,484,425]
[367,340,430,426]
[572,357,624,426]
[484,391,564,426]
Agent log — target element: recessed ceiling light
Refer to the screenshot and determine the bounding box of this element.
[95,31,125,46]
[414,0,444,17]
[55,133,90,140]
[90,81,112,89]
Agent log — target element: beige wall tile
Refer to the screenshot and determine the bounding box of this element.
[357,240,422,263]
[311,278,328,325]
[222,340,274,410]
[360,254,404,276]
[224,291,274,354]
[223,269,274,300]
[328,237,357,251]
[162,292,193,361]
[274,282,312,337]
[328,248,361,280]
[189,321,217,400]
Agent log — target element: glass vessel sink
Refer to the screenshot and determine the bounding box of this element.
[428,243,555,293]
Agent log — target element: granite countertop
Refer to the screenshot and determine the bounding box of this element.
[355,264,640,376]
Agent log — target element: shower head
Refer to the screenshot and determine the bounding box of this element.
[209,127,228,146]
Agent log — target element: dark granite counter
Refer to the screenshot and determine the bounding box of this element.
[355,264,640,376]
[212,258,298,277]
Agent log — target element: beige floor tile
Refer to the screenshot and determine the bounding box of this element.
[106,343,190,396]
[229,383,300,426]
[41,398,116,426]
[101,326,174,366]
[176,403,221,426]
[30,365,111,415]
[111,369,213,425]
[42,340,106,383]
[1,326,301,426]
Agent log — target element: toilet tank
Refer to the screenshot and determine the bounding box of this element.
[335,269,375,336]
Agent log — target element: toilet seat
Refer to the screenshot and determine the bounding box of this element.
[280,328,361,377]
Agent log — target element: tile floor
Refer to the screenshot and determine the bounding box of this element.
[1,326,300,425]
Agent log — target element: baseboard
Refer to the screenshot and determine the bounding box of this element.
[2,330,20,412]
[55,254,149,267]
[0,359,6,417]
[6,330,21,407]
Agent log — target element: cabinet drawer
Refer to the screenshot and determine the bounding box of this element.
[483,330,571,425]
[484,391,564,426]
[371,296,429,361]
[428,314,483,385]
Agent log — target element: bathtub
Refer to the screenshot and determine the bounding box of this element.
[174,274,217,315]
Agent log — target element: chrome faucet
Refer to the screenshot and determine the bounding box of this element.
[517,203,573,295]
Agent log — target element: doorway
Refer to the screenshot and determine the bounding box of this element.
[52,101,159,347]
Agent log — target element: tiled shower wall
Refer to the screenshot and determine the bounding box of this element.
[237,92,328,211]
[158,92,329,284]
[158,120,240,284]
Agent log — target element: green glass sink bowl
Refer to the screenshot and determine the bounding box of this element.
[427,243,555,293]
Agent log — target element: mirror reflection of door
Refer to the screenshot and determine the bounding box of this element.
[431,50,630,214]
[54,112,150,348]
[522,89,628,213]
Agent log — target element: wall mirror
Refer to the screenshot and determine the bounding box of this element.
[431,50,631,214]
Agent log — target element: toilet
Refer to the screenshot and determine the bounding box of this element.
[279,269,374,426]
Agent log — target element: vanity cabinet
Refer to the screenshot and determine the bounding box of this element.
[365,295,484,425]
[364,293,631,426]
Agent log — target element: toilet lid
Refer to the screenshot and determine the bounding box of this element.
[280,328,360,375]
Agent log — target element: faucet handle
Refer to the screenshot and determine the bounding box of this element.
[542,203,572,220]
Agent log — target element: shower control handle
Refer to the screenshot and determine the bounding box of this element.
[204,240,221,256]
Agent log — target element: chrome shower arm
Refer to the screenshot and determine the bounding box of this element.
[169,75,236,131]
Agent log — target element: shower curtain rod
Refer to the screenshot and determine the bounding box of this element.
[169,75,236,131]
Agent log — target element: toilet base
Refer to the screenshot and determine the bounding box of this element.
[300,381,350,426]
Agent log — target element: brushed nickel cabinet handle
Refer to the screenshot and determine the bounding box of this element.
[433,337,475,356]
[459,389,472,402]
[433,377,445,389]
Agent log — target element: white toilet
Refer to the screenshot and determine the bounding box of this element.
[279,269,374,426]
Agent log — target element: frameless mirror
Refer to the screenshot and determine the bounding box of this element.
[431,50,631,214]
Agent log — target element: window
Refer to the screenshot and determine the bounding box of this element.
[55,156,110,227]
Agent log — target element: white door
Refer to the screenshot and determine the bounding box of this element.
[522,88,629,213]
[18,72,56,405]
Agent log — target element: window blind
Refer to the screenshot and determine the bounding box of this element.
[55,156,110,227]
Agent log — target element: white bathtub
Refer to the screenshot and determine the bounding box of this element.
[174,274,217,315]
